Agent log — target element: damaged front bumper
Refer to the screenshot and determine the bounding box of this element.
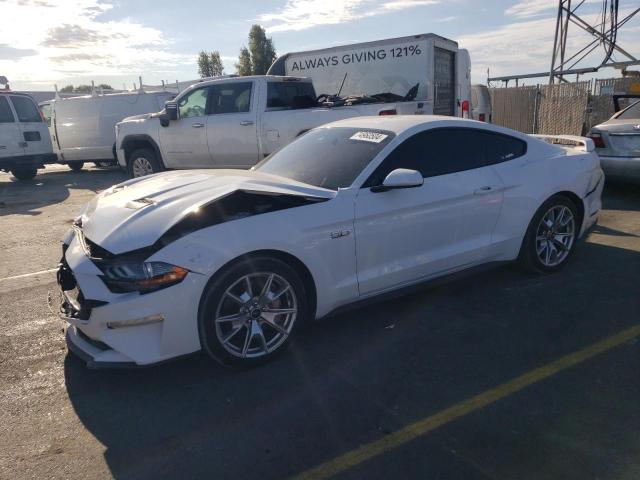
[57,228,206,368]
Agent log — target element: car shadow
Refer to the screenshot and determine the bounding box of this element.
[0,166,126,217]
[63,240,640,480]
[602,182,640,212]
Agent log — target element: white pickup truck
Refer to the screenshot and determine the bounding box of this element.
[115,75,430,177]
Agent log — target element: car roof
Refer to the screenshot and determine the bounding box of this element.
[320,115,492,135]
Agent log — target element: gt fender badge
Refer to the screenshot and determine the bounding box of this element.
[330,230,351,239]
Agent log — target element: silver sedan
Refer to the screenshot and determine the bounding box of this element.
[589,97,640,182]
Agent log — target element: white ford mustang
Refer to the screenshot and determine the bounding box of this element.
[58,116,604,368]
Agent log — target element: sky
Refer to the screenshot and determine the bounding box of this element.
[1,0,638,91]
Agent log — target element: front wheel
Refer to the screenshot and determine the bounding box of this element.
[519,195,579,274]
[127,148,163,178]
[11,167,37,181]
[199,257,308,368]
[68,161,84,172]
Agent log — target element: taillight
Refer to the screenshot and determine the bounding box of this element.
[589,133,605,148]
[461,100,470,118]
[379,108,397,116]
[479,113,486,122]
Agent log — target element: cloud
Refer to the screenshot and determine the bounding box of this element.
[504,0,558,18]
[0,44,38,59]
[42,24,124,48]
[258,0,439,32]
[460,6,640,83]
[0,0,191,88]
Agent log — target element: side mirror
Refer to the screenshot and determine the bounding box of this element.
[371,168,423,193]
[165,101,178,121]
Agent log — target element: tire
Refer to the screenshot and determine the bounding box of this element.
[199,256,308,368]
[127,147,163,178]
[519,194,580,274]
[11,167,37,181]
[68,161,84,172]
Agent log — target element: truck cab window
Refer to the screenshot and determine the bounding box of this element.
[267,82,316,110]
[178,88,208,118]
[209,82,253,114]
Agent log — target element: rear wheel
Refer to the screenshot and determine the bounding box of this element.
[199,256,308,368]
[11,167,37,181]
[68,161,84,172]
[127,148,163,178]
[519,195,579,274]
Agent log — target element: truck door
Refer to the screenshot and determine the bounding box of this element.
[433,48,455,116]
[0,96,24,159]
[159,86,212,168]
[9,95,52,157]
[205,81,260,168]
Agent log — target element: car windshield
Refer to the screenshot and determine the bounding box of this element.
[254,127,395,190]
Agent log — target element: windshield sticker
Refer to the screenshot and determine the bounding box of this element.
[350,131,388,143]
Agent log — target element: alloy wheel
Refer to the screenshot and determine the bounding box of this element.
[132,157,154,177]
[535,205,575,267]
[214,272,298,358]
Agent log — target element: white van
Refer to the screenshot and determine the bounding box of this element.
[471,84,492,122]
[46,90,174,171]
[0,92,56,180]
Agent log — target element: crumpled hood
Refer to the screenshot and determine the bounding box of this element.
[77,169,335,254]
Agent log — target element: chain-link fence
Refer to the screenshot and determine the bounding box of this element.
[489,77,640,136]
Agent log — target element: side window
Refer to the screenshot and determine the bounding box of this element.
[267,82,316,110]
[10,95,42,123]
[364,128,487,187]
[483,132,527,165]
[178,88,208,118]
[209,82,253,114]
[0,96,15,123]
[40,103,52,126]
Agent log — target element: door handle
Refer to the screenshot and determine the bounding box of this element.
[240,120,254,126]
[192,123,204,128]
[473,186,494,195]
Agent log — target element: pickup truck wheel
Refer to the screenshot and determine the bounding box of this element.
[128,148,163,178]
[11,167,37,181]
[68,161,84,172]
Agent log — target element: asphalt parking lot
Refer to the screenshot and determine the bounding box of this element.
[1,164,639,480]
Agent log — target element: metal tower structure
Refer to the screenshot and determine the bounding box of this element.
[549,0,640,84]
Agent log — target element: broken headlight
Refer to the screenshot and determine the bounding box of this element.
[99,261,188,294]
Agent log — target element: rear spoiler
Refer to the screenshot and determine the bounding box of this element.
[530,134,595,153]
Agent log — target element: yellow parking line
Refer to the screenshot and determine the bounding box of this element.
[293,324,640,480]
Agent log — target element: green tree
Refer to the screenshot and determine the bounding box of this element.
[60,85,74,93]
[197,50,212,77]
[248,25,276,75]
[97,84,113,90]
[235,47,252,76]
[75,85,93,93]
[235,25,276,76]
[198,50,225,78]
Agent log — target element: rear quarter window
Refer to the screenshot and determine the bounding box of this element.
[10,96,42,123]
[267,82,316,110]
[483,132,527,164]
